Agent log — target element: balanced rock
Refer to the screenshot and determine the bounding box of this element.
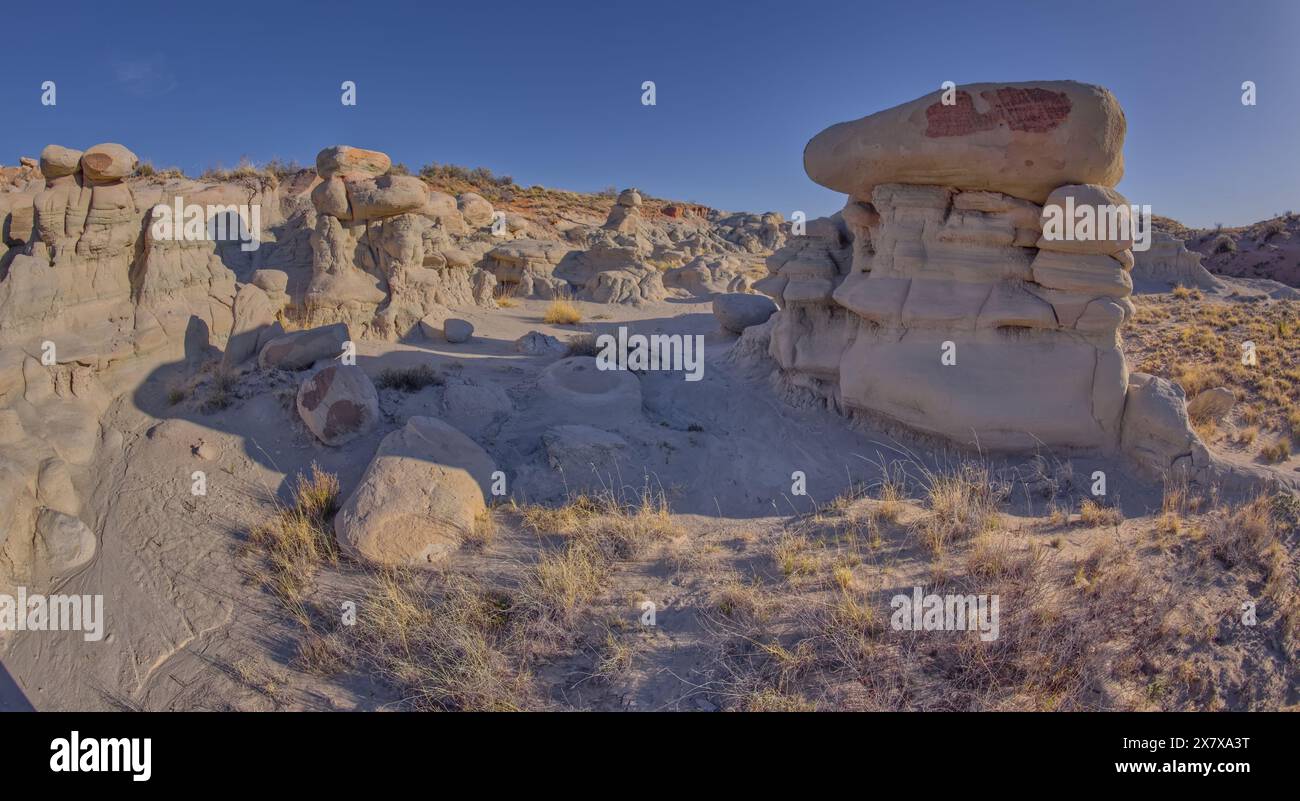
[39,145,82,178]
[714,292,778,333]
[803,81,1126,204]
[296,364,379,446]
[315,145,391,179]
[765,82,1137,451]
[345,174,428,221]
[80,143,138,183]
[335,416,496,567]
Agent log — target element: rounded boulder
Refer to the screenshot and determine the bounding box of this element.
[335,417,496,567]
[713,292,778,333]
[296,364,380,446]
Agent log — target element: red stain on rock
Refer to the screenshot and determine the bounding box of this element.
[985,87,1072,133]
[300,366,336,411]
[924,87,1071,138]
[323,400,363,439]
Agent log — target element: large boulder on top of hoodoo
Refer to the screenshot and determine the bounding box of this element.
[80,143,138,183]
[335,416,496,567]
[803,81,1126,204]
[39,144,82,178]
[315,145,391,179]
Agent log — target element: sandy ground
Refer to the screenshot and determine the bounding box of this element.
[2,296,1292,711]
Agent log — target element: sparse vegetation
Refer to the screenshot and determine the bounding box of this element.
[376,364,443,392]
[202,368,238,413]
[914,463,1002,558]
[565,332,600,357]
[1127,294,1300,458]
[246,464,340,621]
[543,298,583,325]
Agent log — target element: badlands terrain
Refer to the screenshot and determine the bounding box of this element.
[0,81,1297,712]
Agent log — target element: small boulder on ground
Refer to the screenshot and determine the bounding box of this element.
[258,323,351,371]
[537,356,644,426]
[335,416,497,567]
[1187,386,1235,422]
[515,330,567,357]
[713,292,778,333]
[1120,373,1197,473]
[444,319,474,343]
[543,424,628,473]
[296,364,379,446]
[441,382,513,438]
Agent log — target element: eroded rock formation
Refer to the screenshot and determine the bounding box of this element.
[304,145,497,337]
[763,82,1156,456]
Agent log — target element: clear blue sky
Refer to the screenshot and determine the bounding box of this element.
[3,0,1297,227]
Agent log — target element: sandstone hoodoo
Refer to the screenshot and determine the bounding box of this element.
[304,145,498,338]
[768,81,1137,452]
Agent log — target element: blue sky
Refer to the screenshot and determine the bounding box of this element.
[3,0,1297,227]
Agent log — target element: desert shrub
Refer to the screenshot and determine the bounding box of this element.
[543,298,582,325]
[1079,499,1123,527]
[1260,438,1290,463]
[376,364,443,392]
[566,333,600,357]
[1212,233,1237,254]
[247,464,340,616]
[350,571,531,711]
[914,463,1002,558]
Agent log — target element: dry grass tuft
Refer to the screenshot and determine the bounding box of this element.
[1079,498,1123,528]
[376,364,443,392]
[247,464,340,621]
[349,571,531,711]
[914,463,1002,558]
[566,332,601,357]
[543,298,582,325]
